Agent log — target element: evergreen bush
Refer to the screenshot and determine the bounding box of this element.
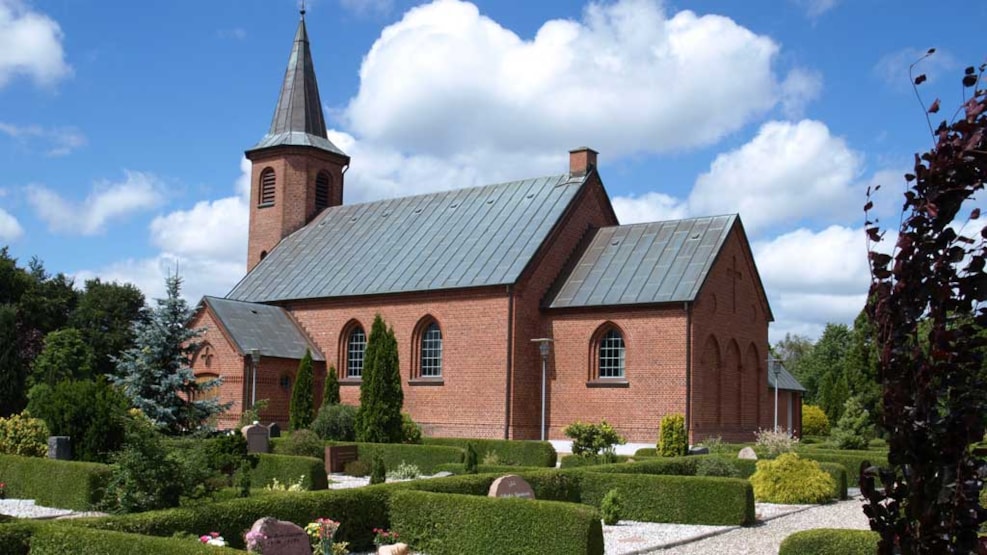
[322,364,340,407]
[563,420,625,458]
[657,414,687,457]
[401,412,422,444]
[26,377,129,462]
[279,429,324,459]
[600,488,622,525]
[749,453,835,504]
[464,442,478,474]
[369,454,386,485]
[27,328,95,388]
[289,349,315,430]
[100,416,184,513]
[0,412,48,458]
[355,315,403,443]
[694,456,741,478]
[311,403,357,441]
[801,404,830,436]
[831,396,874,450]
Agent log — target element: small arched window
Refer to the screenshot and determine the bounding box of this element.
[419,322,443,378]
[598,328,625,379]
[259,168,276,206]
[346,325,366,379]
[315,171,331,213]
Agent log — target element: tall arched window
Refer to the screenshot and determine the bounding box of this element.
[419,322,443,378]
[259,168,276,206]
[597,328,625,379]
[315,170,331,213]
[346,325,366,379]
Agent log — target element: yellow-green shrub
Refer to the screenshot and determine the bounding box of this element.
[801,405,830,436]
[0,413,49,458]
[657,414,687,457]
[750,453,834,504]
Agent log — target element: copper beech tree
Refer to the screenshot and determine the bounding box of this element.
[862,55,987,554]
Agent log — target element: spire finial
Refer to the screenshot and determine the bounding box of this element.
[299,0,306,18]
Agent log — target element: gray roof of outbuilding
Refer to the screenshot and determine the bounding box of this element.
[247,16,346,157]
[767,360,806,392]
[227,173,589,302]
[202,296,324,361]
[547,215,736,308]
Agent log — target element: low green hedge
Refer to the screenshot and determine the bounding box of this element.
[423,437,557,467]
[588,456,698,476]
[778,529,879,554]
[559,454,632,468]
[251,453,328,490]
[0,522,35,555]
[0,454,111,511]
[390,490,604,555]
[272,439,464,474]
[796,449,888,484]
[28,524,244,555]
[432,463,542,475]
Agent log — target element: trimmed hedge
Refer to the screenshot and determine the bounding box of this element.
[589,456,698,476]
[390,490,604,555]
[432,463,542,475]
[0,522,35,555]
[796,449,888,484]
[0,454,111,511]
[29,524,244,555]
[272,439,464,474]
[423,437,557,467]
[778,529,879,555]
[559,454,632,468]
[251,453,328,490]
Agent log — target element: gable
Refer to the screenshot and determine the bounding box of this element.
[201,296,324,361]
[228,173,588,303]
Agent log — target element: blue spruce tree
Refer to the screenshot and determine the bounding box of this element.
[112,273,229,434]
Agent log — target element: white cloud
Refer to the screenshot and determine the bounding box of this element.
[0,208,23,241]
[688,120,862,234]
[791,0,839,18]
[345,0,797,159]
[612,192,687,224]
[779,68,822,119]
[0,0,70,88]
[0,121,86,156]
[26,171,164,235]
[874,47,957,91]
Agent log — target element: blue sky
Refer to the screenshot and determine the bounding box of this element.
[0,0,984,342]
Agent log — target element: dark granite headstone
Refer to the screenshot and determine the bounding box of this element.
[242,423,270,454]
[488,474,535,499]
[47,436,71,460]
[688,446,710,456]
[267,422,281,438]
[248,517,310,555]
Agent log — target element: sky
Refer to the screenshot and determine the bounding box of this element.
[0,0,984,344]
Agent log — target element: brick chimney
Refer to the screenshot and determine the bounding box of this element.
[569,147,598,177]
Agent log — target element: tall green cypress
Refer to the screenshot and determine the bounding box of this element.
[289,349,315,430]
[355,314,403,443]
[322,364,340,407]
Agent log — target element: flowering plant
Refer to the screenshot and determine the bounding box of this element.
[199,532,226,547]
[305,518,341,555]
[373,528,399,546]
[244,529,267,553]
[0,481,6,500]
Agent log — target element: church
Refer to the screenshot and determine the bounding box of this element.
[190,12,802,443]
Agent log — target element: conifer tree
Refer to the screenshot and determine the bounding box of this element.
[322,364,340,407]
[355,314,403,443]
[289,349,315,430]
[111,273,229,434]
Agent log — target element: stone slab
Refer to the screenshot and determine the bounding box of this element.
[488,474,535,499]
[248,517,310,555]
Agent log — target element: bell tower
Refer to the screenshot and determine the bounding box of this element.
[245,8,350,272]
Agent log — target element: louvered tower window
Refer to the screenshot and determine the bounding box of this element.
[259,168,276,206]
[315,171,331,212]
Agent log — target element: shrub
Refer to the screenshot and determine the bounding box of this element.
[355,314,403,443]
[322,364,340,407]
[388,461,421,480]
[311,404,357,441]
[750,453,835,504]
[563,420,625,458]
[559,454,630,468]
[831,396,874,450]
[390,490,604,555]
[289,349,316,431]
[753,427,799,459]
[344,459,370,477]
[369,454,386,485]
[778,529,879,555]
[100,418,184,513]
[697,435,731,456]
[26,378,130,463]
[464,442,478,474]
[234,460,252,498]
[657,414,687,457]
[695,456,741,478]
[795,449,887,485]
[264,475,306,492]
[251,453,328,491]
[279,429,324,459]
[0,412,48,458]
[0,454,111,510]
[801,405,830,436]
[401,413,422,444]
[600,488,621,525]
[423,437,557,467]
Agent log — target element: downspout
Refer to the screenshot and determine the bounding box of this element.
[504,285,514,439]
[684,302,692,444]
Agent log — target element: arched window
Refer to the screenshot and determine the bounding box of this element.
[597,328,625,379]
[346,325,366,379]
[419,321,443,378]
[315,170,331,213]
[259,168,276,206]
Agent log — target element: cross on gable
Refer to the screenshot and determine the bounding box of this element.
[727,256,743,313]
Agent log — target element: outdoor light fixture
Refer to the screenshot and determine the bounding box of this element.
[531,338,554,441]
[770,358,781,431]
[249,348,260,409]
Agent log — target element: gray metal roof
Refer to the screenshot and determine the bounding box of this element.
[202,296,324,361]
[247,16,346,157]
[227,173,588,302]
[547,215,736,308]
[767,360,806,392]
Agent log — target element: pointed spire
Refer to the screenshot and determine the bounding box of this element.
[247,12,346,156]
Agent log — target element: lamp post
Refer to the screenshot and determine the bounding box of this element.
[770,358,781,431]
[531,338,554,441]
[249,348,260,410]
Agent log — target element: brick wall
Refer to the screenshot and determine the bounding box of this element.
[189,308,247,430]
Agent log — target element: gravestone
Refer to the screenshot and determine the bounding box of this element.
[242,422,270,454]
[248,517,310,555]
[488,474,535,499]
[378,543,410,555]
[325,444,359,473]
[268,422,281,438]
[47,436,71,460]
[688,446,710,456]
[737,446,758,460]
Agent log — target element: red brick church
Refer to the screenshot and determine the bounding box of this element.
[190,13,802,443]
